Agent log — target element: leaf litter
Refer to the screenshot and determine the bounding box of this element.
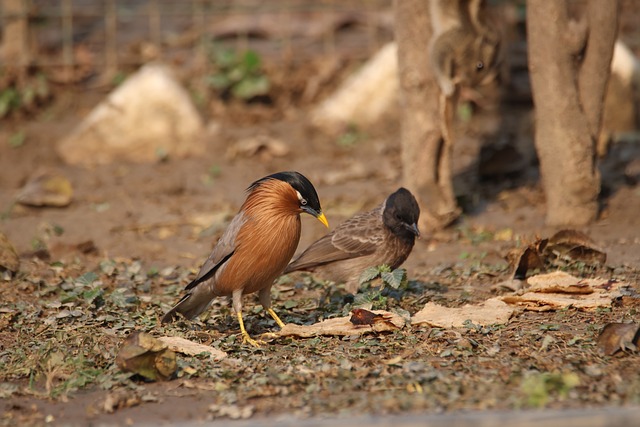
[500,271,628,311]
[2,239,640,422]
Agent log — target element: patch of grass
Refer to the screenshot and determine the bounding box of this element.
[457,224,495,245]
[202,164,222,186]
[8,130,26,148]
[520,371,580,408]
[336,124,365,148]
[111,71,127,86]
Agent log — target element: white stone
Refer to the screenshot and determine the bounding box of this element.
[57,63,205,165]
[310,42,398,132]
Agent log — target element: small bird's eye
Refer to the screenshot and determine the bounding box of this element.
[476,61,484,70]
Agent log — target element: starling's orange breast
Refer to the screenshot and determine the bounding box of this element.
[213,213,302,296]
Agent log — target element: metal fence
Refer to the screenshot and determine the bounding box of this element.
[1,0,393,81]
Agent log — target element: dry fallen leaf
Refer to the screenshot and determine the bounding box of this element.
[500,271,626,312]
[157,336,227,360]
[545,229,607,265]
[506,230,607,279]
[349,308,395,326]
[0,232,19,277]
[116,332,177,381]
[491,278,526,292]
[16,171,73,207]
[209,403,255,420]
[507,244,546,279]
[276,310,404,338]
[597,323,640,356]
[411,297,515,328]
[103,390,141,413]
[225,135,290,162]
[321,162,371,185]
[527,271,595,294]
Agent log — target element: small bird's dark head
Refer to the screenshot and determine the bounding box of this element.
[382,188,420,240]
[248,171,329,227]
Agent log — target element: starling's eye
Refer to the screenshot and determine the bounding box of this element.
[476,61,484,70]
[296,190,307,206]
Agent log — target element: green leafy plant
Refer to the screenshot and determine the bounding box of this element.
[359,265,407,290]
[0,87,20,118]
[206,47,270,101]
[345,266,408,312]
[0,72,50,118]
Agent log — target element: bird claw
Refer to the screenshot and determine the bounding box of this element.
[242,334,264,348]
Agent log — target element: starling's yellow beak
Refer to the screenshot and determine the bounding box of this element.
[316,212,329,228]
[302,206,329,228]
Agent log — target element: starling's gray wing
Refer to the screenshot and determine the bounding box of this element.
[162,212,246,322]
[185,212,247,290]
[284,204,385,272]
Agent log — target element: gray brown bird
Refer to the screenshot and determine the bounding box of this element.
[162,171,328,346]
[284,187,420,293]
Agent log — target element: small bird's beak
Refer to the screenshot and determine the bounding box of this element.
[302,206,329,228]
[407,222,420,237]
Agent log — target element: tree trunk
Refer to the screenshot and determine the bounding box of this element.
[395,0,460,232]
[527,0,618,226]
[1,0,29,68]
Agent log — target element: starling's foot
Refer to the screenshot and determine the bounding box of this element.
[241,331,263,347]
[237,311,264,347]
[267,308,286,329]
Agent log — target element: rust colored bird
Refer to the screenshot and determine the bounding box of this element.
[162,171,328,346]
[284,187,420,293]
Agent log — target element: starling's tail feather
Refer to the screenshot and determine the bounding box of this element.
[161,294,190,323]
[161,291,213,324]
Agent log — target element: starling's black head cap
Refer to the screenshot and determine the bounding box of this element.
[249,171,323,213]
[383,188,420,239]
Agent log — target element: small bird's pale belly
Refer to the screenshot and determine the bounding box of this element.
[313,241,410,286]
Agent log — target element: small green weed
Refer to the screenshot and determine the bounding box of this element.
[206,46,270,101]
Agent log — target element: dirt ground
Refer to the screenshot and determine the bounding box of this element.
[2,4,640,426]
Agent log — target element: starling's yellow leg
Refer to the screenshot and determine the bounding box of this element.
[267,308,286,328]
[237,311,260,347]
[258,288,286,329]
